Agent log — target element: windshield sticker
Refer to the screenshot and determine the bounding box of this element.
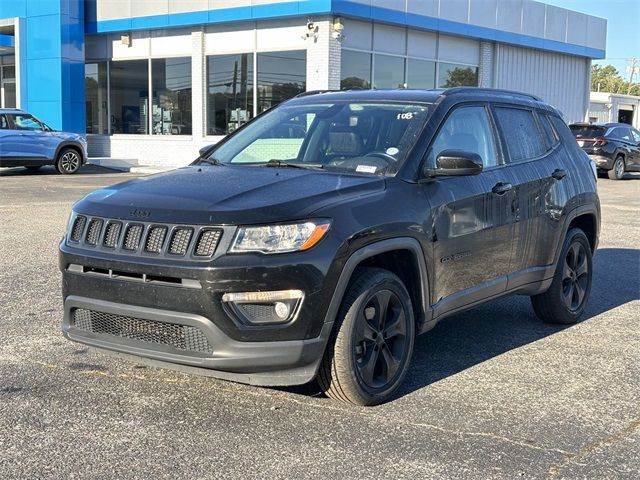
[396,112,414,120]
[356,165,378,173]
[386,147,399,156]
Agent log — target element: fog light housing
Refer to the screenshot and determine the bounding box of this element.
[222,290,304,325]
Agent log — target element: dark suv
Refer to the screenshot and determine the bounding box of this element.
[60,88,600,405]
[569,122,640,180]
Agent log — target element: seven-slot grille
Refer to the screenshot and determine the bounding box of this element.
[169,228,193,255]
[72,308,213,354]
[145,226,167,253]
[85,218,104,245]
[195,229,222,256]
[103,221,122,248]
[67,215,222,258]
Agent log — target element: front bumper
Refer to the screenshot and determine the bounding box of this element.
[62,295,334,386]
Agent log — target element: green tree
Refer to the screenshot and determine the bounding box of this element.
[591,64,640,95]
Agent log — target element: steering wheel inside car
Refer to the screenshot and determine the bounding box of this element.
[363,151,398,164]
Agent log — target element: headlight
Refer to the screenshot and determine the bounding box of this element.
[230,220,331,254]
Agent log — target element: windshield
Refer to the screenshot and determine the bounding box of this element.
[201,101,432,175]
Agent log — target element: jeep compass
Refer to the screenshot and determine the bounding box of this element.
[60,88,600,405]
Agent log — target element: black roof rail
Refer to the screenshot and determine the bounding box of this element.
[442,87,542,102]
[294,90,339,98]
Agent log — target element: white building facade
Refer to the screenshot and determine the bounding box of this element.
[77,0,607,168]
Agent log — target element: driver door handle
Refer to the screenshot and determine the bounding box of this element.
[492,182,513,195]
[552,169,567,180]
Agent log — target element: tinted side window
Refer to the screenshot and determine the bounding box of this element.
[494,107,546,162]
[538,113,559,149]
[430,106,498,167]
[0,115,8,129]
[615,127,632,141]
[11,114,43,131]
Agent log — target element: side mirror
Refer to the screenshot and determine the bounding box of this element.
[427,150,483,177]
[198,144,214,158]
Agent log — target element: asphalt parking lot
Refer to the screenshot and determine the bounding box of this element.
[1,165,638,479]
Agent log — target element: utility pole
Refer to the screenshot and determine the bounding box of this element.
[626,57,638,95]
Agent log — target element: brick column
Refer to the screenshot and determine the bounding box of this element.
[478,41,494,88]
[305,17,342,91]
[191,29,205,140]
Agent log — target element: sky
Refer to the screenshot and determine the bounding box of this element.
[542,0,640,79]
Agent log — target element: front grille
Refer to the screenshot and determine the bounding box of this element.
[72,308,213,354]
[123,224,144,251]
[145,226,168,253]
[169,228,193,255]
[70,216,87,242]
[195,229,222,257]
[85,218,104,245]
[66,215,226,259]
[103,221,122,248]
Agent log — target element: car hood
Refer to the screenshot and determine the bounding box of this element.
[74,165,386,224]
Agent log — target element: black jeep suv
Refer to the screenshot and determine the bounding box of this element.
[60,88,600,405]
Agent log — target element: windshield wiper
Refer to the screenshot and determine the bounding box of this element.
[264,159,324,170]
[199,156,222,166]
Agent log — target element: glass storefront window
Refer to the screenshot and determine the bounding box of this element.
[110,59,149,134]
[341,50,371,90]
[437,62,478,88]
[85,63,108,134]
[151,58,192,135]
[256,50,306,114]
[207,53,254,136]
[373,54,405,89]
[407,58,436,89]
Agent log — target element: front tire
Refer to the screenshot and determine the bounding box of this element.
[317,268,415,406]
[531,228,593,324]
[55,148,81,174]
[608,156,625,180]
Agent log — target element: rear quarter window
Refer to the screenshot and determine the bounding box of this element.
[538,113,560,149]
[493,106,547,163]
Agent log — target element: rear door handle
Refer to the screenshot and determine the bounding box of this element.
[492,182,513,195]
[552,169,567,180]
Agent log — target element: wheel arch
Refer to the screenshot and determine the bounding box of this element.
[55,142,86,165]
[554,205,600,267]
[322,238,432,332]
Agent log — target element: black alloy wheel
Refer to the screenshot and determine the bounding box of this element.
[317,267,415,406]
[561,241,589,312]
[531,228,593,324]
[353,289,408,390]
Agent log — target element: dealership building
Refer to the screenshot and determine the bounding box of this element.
[0,0,606,169]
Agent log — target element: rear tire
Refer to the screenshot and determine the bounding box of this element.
[55,148,81,174]
[317,267,415,406]
[531,228,593,324]
[608,156,625,180]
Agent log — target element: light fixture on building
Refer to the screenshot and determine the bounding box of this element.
[302,19,319,42]
[332,17,344,41]
[120,33,131,47]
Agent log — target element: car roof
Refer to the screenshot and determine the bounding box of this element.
[0,108,25,114]
[286,87,559,113]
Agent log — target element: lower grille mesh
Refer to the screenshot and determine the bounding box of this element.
[72,308,213,354]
